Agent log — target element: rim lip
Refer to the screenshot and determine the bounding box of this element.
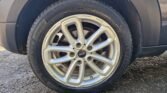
[42,14,121,88]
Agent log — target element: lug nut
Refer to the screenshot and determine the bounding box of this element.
[78,60,82,64]
[87,56,92,61]
[69,52,75,57]
[76,43,82,48]
[87,46,93,51]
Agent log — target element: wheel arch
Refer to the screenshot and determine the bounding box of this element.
[99,0,161,58]
[99,0,142,59]
[15,0,58,54]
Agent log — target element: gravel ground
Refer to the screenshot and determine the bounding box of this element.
[1,46,167,93]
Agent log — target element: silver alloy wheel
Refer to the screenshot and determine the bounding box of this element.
[42,14,120,88]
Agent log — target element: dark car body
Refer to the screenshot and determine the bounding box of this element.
[0,0,167,57]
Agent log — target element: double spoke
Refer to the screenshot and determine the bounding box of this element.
[65,60,85,85]
[86,60,106,76]
[61,20,76,46]
[86,26,106,46]
[86,54,114,76]
[91,38,113,52]
[88,54,114,66]
[61,18,85,47]
[65,60,78,83]
[75,19,85,44]
[77,61,85,84]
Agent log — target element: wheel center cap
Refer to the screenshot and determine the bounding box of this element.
[78,50,86,57]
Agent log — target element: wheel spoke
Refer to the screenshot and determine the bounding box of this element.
[75,19,85,44]
[77,61,85,84]
[86,26,105,46]
[65,60,78,83]
[86,60,106,76]
[49,55,73,64]
[91,38,113,52]
[46,45,74,53]
[61,21,76,46]
[88,54,114,66]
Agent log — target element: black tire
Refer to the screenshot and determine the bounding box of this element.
[27,0,132,93]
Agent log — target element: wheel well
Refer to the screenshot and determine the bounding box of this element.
[99,0,142,59]
[16,0,142,58]
[15,0,58,54]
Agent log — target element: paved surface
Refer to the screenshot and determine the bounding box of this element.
[1,46,167,93]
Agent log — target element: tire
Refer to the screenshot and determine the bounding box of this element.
[27,0,132,93]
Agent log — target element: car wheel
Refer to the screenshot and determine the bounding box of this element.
[27,0,132,93]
